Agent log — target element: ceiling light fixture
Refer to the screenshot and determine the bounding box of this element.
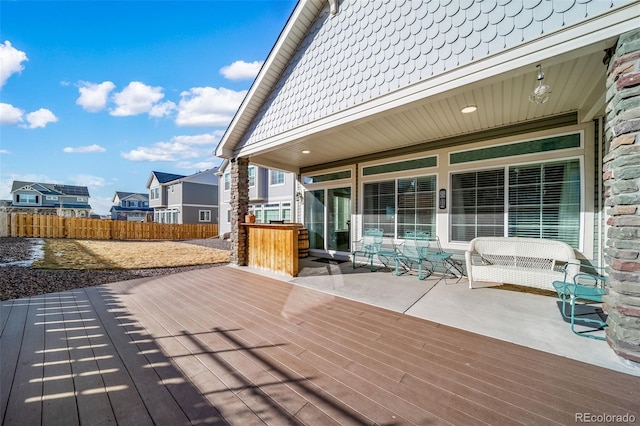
[461,105,477,114]
[529,64,551,104]
[302,150,310,154]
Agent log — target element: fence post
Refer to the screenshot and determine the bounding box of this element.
[0,212,7,237]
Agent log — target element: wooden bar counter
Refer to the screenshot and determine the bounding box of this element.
[243,223,301,276]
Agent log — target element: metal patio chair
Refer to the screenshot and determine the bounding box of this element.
[552,263,607,340]
[351,228,384,271]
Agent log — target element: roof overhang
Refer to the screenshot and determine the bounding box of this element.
[217,2,640,173]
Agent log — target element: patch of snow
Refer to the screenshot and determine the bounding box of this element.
[0,238,45,267]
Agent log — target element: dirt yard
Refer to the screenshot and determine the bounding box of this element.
[0,237,231,300]
[34,239,230,269]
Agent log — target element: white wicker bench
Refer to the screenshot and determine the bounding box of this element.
[465,237,579,291]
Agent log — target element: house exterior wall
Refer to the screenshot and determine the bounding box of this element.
[11,186,91,216]
[302,121,599,259]
[182,182,218,206]
[165,182,183,207]
[159,181,218,224]
[603,28,640,363]
[239,0,633,149]
[148,176,164,208]
[181,205,219,224]
[219,165,296,236]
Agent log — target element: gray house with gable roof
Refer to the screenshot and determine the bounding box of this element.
[110,191,153,221]
[6,181,92,217]
[146,169,219,225]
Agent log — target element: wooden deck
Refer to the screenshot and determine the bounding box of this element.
[2,265,639,425]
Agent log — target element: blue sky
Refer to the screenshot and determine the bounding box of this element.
[0,0,297,215]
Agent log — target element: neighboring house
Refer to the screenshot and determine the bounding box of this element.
[215,0,640,362]
[146,169,219,224]
[110,192,153,221]
[5,181,92,217]
[217,159,297,236]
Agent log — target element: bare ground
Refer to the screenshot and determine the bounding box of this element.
[0,237,231,301]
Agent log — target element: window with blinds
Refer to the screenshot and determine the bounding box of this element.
[450,159,581,248]
[508,160,580,248]
[363,176,436,239]
[450,169,505,242]
[363,180,395,237]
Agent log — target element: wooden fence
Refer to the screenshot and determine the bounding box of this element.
[1,213,219,240]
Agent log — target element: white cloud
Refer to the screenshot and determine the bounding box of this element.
[0,104,57,128]
[0,149,10,155]
[68,174,109,188]
[0,41,28,88]
[76,81,115,112]
[63,144,106,153]
[175,87,246,127]
[220,60,263,81]
[149,101,176,118]
[121,146,177,162]
[88,195,115,217]
[176,160,217,170]
[24,108,58,128]
[0,103,24,125]
[110,81,164,116]
[121,131,223,162]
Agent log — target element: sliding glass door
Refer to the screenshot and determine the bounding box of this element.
[304,186,351,252]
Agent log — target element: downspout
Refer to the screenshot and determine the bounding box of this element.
[597,116,605,267]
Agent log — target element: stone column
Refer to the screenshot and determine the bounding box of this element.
[603,28,640,363]
[230,157,250,266]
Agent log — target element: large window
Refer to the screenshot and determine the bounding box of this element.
[363,175,436,239]
[450,159,581,248]
[263,203,280,223]
[508,160,580,247]
[17,194,38,204]
[450,169,505,242]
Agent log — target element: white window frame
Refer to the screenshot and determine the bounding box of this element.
[269,170,285,186]
[199,210,211,222]
[448,156,584,250]
[18,194,37,204]
[150,187,160,200]
[224,172,231,191]
[248,166,256,188]
[361,174,438,240]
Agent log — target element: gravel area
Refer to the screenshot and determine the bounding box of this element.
[0,237,231,301]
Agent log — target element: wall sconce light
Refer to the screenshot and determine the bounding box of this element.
[295,191,304,202]
[529,64,551,104]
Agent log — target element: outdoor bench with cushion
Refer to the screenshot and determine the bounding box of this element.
[465,237,579,291]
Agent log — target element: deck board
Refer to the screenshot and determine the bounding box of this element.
[41,292,80,426]
[3,297,45,425]
[2,265,639,425]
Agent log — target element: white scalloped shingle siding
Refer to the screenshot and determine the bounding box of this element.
[239,0,632,148]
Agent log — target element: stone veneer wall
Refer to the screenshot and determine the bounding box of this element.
[230,157,249,266]
[603,28,640,363]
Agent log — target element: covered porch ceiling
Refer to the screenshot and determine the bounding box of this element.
[245,40,616,173]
